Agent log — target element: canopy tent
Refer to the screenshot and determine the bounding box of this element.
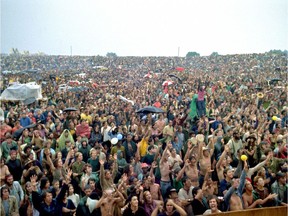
[0,82,43,101]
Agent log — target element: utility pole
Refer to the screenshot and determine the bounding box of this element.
[178,47,180,57]
[70,46,72,56]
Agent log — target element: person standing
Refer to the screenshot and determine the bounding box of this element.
[3,174,24,207]
[0,186,19,216]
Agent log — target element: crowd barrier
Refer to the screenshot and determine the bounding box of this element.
[211,206,287,216]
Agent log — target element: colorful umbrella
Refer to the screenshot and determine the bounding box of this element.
[144,74,152,78]
[162,80,174,86]
[176,67,185,72]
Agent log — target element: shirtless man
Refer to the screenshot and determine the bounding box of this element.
[216,145,230,181]
[242,180,277,209]
[159,144,172,199]
[185,155,199,187]
[199,140,214,187]
[224,160,248,211]
[96,187,125,216]
[0,157,10,186]
[183,140,199,187]
[145,161,163,201]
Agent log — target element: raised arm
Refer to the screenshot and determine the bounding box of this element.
[176,160,189,182]
[160,145,169,165]
[99,159,105,190]
[247,153,272,178]
[168,199,187,216]
[112,154,119,180]
[45,151,56,172]
[216,145,229,169]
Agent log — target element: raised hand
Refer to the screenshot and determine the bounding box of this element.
[99,159,104,165]
[151,161,158,169]
[224,145,230,153]
[121,173,128,182]
[185,159,191,167]
[30,175,38,184]
[66,168,73,178]
[268,193,278,199]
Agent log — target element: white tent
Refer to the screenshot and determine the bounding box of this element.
[0,82,43,101]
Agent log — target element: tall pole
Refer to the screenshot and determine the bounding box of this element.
[70,46,72,56]
[178,47,180,57]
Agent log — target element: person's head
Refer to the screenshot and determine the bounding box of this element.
[90,148,97,158]
[189,155,197,164]
[52,180,60,190]
[65,140,71,148]
[192,186,203,200]
[207,195,219,212]
[25,181,33,194]
[83,185,92,197]
[143,191,153,203]
[276,172,287,185]
[203,147,209,157]
[88,178,96,190]
[168,120,173,126]
[54,158,63,168]
[1,186,10,199]
[5,174,13,186]
[126,133,132,142]
[182,176,192,188]
[104,169,112,179]
[170,147,177,156]
[40,177,50,190]
[83,164,92,174]
[163,200,175,213]
[130,196,139,208]
[233,131,241,140]
[80,119,86,126]
[68,184,74,195]
[42,191,53,205]
[75,152,83,161]
[9,150,17,160]
[168,188,178,199]
[224,168,234,179]
[244,180,253,192]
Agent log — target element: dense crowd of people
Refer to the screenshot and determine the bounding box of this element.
[0,52,287,216]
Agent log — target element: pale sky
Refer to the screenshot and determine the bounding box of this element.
[1,0,287,56]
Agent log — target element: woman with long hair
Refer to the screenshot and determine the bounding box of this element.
[122,195,147,216]
[19,181,40,216]
[67,184,79,208]
[151,199,187,216]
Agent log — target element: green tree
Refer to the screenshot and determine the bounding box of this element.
[186,51,200,58]
[210,52,219,56]
[106,52,117,58]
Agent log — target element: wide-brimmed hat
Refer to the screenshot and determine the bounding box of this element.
[24,158,35,167]
[246,134,257,141]
[111,137,118,145]
[196,134,204,142]
[190,137,197,145]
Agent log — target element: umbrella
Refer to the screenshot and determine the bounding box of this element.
[13,124,37,140]
[271,78,281,82]
[23,97,36,105]
[254,86,263,91]
[144,74,152,78]
[162,80,174,86]
[63,107,78,112]
[136,106,165,114]
[176,67,185,72]
[168,74,182,83]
